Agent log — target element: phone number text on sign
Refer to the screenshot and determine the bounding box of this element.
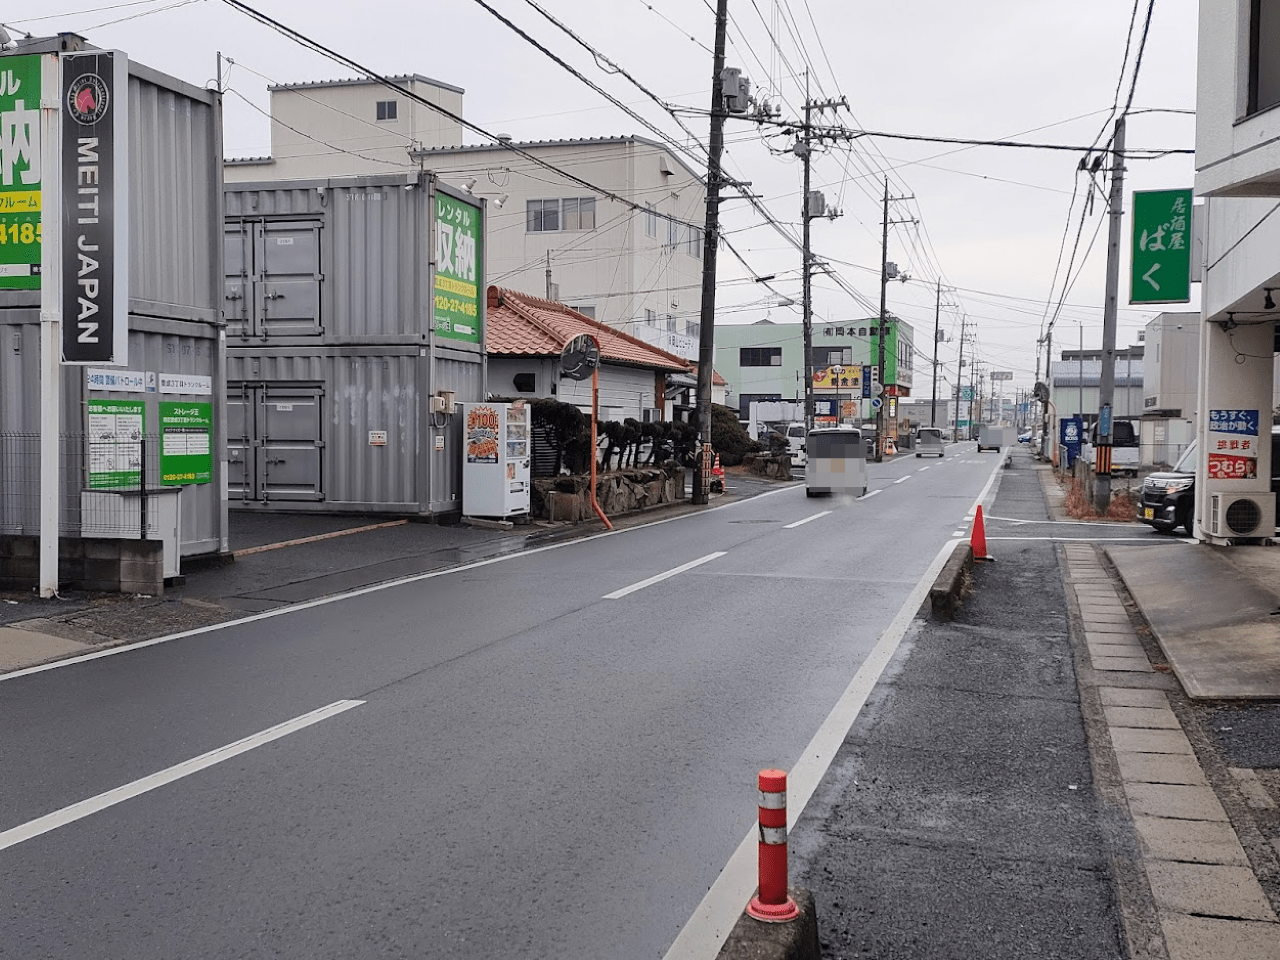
[1207,453,1257,479]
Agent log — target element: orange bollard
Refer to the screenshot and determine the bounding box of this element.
[971,505,994,562]
[746,769,800,923]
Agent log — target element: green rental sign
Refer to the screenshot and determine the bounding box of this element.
[0,55,43,290]
[159,401,213,485]
[87,397,144,488]
[432,192,483,345]
[1131,188,1192,304]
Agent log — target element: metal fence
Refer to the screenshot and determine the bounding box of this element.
[1,432,166,538]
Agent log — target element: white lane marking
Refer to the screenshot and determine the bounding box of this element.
[783,511,831,529]
[0,488,800,684]
[952,531,966,538]
[662,538,964,960]
[0,700,364,853]
[917,466,930,471]
[603,552,726,600]
[893,475,911,484]
[857,489,882,500]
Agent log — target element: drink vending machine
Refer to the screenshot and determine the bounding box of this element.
[462,401,531,518]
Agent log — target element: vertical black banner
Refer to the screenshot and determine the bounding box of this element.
[61,51,118,363]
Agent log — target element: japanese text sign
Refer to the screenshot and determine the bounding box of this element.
[1207,408,1259,480]
[0,55,42,290]
[433,192,482,345]
[1131,188,1192,304]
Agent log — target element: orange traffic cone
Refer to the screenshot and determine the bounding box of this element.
[971,505,994,562]
[712,454,724,480]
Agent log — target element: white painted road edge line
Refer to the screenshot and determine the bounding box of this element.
[856,489,882,500]
[0,699,364,853]
[0,487,801,684]
[783,511,831,529]
[662,537,963,960]
[602,552,726,600]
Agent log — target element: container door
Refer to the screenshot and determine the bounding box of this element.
[260,385,323,501]
[226,384,259,501]
[504,402,531,515]
[256,221,322,338]
[224,222,255,339]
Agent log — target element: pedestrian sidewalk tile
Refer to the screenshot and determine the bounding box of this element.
[1161,914,1280,960]
[1124,782,1228,821]
[1133,816,1249,865]
[1101,687,1169,708]
[1085,622,1139,636]
[1115,751,1209,786]
[0,627,89,671]
[1103,705,1179,729]
[1093,656,1154,672]
[1145,861,1278,921]
[1110,727,1195,755]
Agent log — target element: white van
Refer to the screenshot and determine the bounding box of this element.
[805,427,868,498]
[915,427,945,458]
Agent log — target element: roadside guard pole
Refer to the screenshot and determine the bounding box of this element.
[589,358,612,531]
[39,53,64,598]
[747,769,800,922]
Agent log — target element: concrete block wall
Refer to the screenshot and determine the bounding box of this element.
[0,536,165,595]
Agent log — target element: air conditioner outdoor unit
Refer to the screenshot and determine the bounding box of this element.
[1208,492,1276,539]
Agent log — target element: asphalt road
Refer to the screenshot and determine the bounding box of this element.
[3,446,1005,959]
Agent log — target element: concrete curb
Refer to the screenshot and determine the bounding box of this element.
[715,887,821,960]
[928,540,975,620]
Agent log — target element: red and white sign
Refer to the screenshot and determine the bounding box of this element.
[1207,453,1257,480]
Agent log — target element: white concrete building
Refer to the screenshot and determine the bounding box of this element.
[225,77,707,358]
[1194,1,1280,540]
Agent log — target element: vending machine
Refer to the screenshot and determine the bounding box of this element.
[462,401,531,518]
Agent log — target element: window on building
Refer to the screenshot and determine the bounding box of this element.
[740,347,783,367]
[666,314,678,332]
[687,226,704,258]
[576,305,596,319]
[512,372,536,393]
[376,100,398,121]
[563,197,596,231]
[1250,1,1280,115]
[527,199,560,233]
[668,218,681,248]
[644,308,658,325]
[686,321,700,340]
[645,204,658,238]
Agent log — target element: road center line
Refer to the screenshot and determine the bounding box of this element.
[0,699,365,853]
[603,552,726,600]
[783,511,831,529]
[857,489,882,500]
[893,475,911,484]
[917,466,930,471]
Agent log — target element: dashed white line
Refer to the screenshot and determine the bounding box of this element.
[784,511,831,529]
[603,552,727,599]
[893,475,911,484]
[917,466,930,471]
[0,699,365,853]
[857,489,882,500]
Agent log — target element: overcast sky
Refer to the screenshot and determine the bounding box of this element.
[21,0,1202,396]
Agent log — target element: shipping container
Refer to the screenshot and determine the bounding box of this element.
[0,36,228,568]
[223,174,486,516]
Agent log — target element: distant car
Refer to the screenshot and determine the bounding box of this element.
[1018,431,1032,443]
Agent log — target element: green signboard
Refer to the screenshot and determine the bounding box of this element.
[432,192,482,344]
[0,55,43,290]
[1131,188,1192,304]
[87,397,144,488]
[159,401,213,485]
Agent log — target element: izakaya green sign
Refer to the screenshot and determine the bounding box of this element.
[159,401,213,485]
[432,192,482,345]
[1131,189,1192,304]
[87,397,144,488]
[0,55,43,290]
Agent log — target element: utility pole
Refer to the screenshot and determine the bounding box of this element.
[953,315,967,442]
[1095,115,1125,513]
[692,0,729,506]
[797,82,845,433]
[875,178,914,461]
[931,279,942,426]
